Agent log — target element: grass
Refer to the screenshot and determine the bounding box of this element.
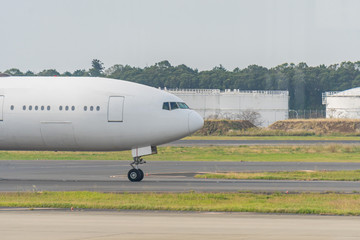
[195,170,360,181]
[1,145,360,162]
[194,119,360,137]
[2,191,360,215]
[196,119,360,137]
[151,145,360,162]
[227,128,317,137]
[184,135,360,140]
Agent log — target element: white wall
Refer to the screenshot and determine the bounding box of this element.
[325,95,360,118]
[167,89,289,127]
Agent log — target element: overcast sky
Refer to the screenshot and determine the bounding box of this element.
[1,0,360,73]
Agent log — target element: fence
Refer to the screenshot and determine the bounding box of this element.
[288,109,326,119]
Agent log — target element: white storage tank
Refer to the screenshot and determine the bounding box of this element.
[323,88,360,118]
[165,89,289,127]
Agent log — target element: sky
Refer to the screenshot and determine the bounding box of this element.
[1,0,360,73]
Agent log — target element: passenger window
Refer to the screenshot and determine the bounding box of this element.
[84,106,87,111]
[162,102,170,110]
[90,106,94,111]
[178,102,189,109]
[10,105,14,110]
[170,102,179,110]
[35,106,38,111]
[96,106,100,111]
[59,106,63,111]
[23,105,26,110]
[47,106,50,111]
[71,106,75,111]
[65,106,69,111]
[41,106,44,111]
[29,105,32,111]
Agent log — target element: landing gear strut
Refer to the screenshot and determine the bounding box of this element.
[127,157,146,182]
[128,146,157,182]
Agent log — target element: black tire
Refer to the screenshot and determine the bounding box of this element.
[128,169,140,182]
[138,169,144,181]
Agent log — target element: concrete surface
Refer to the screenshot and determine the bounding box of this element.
[0,210,359,240]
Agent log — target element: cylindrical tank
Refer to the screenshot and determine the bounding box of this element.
[323,88,360,118]
[166,89,289,127]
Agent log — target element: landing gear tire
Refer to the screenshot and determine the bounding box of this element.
[128,156,146,182]
[128,169,144,182]
[137,169,144,181]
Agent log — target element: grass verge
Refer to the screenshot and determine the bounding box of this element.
[184,135,360,140]
[2,191,360,215]
[1,145,360,162]
[195,170,360,181]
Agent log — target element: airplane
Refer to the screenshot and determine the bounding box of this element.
[0,75,204,181]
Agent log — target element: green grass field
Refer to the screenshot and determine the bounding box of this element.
[1,145,360,162]
[1,191,360,215]
[196,170,360,181]
[185,135,360,140]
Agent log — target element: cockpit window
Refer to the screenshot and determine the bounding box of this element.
[178,102,189,109]
[170,102,179,110]
[162,102,170,110]
[163,102,190,110]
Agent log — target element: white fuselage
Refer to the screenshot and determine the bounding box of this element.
[0,77,204,152]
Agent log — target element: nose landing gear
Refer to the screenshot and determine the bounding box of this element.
[128,157,146,182]
[128,146,156,182]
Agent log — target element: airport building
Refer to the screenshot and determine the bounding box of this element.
[323,87,360,118]
[166,89,289,126]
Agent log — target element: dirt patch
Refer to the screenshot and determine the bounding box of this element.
[194,120,256,136]
[269,119,360,134]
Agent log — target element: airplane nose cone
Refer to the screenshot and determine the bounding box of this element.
[188,111,204,134]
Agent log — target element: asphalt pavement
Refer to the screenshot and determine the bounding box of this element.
[1,160,360,193]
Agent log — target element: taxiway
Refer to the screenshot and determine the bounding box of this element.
[1,160,360,193]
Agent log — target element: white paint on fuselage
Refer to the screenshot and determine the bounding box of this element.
[0,77,203,151]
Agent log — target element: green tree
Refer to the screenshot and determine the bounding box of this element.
[24,70,35,76]
[7,59,360,110]
[62,71,72,76]
[73,69,89,76]
[89,59,104,77]
[4,68,23,76]
[38,69,60,76]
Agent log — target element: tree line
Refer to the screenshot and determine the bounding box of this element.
[3,59,360,110]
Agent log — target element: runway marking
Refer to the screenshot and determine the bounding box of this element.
[109,175,125,178]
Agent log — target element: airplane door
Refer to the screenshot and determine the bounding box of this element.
[108,96,124,122]
[0,96,4,121]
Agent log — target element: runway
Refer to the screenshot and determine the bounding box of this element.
[1,160,360,193]
[1,209,360,240]
[168,139,360,146]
